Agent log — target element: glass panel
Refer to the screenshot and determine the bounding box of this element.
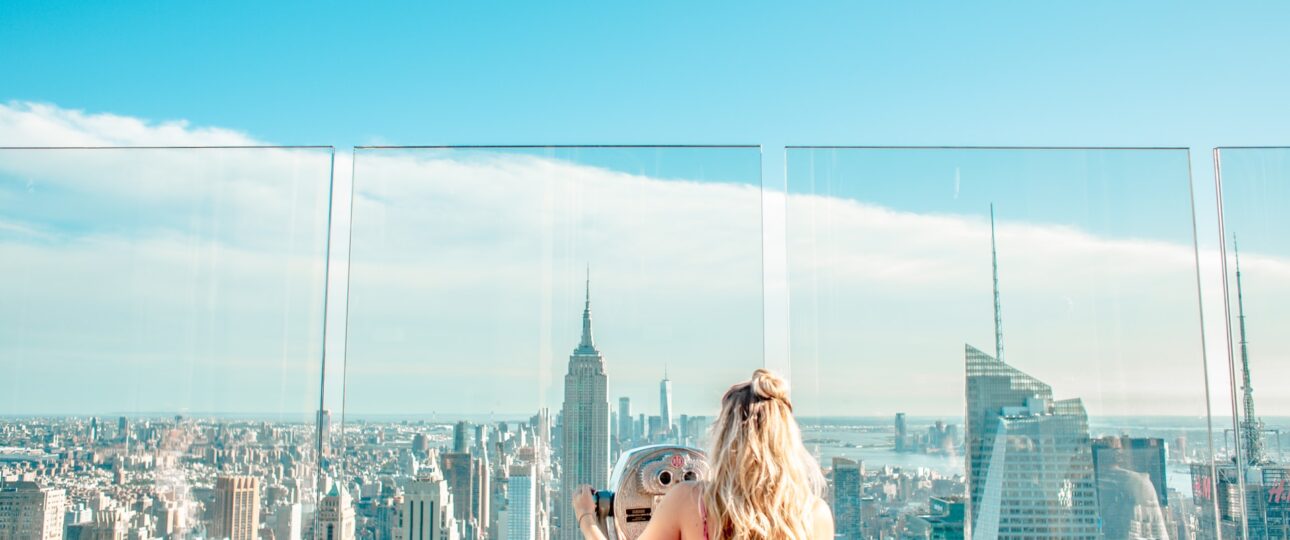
[785,147,1215,539]
[0,147,334,540]
[344,146,763,540]
[1214,147,1290,539]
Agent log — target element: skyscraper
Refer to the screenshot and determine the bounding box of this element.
[1234,241,1265,467]
[0,480,65,540]
[402,457,458,540]
[1092,437,1169,539]
[316,485,356,540]
[317,409,333,457]
[966,207,1099,539]
[453,422,473,455]
[894,413,908,453]
[413,433,432,458]
[70,507,125,540]
[647,416,664,441]
[558,272,609,540]
[912,497,966,540]
[270,502,303,540]
[474,424,489,455]
[659,368,673,440]
[965,348,1100,539]
[1198,242,1290,539]
[682,416,708,447]
[831,457,864,540]
[213,475,260,540]
[617,398,632,450]
[442,453,489,540]
[507,464,537,540]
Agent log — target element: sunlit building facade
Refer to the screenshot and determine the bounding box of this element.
[214,476,260,540]
[966,345,1100,539]
[402,468,458,540]
[0,481,64,540]
[558,277,609,540]
[317,485,356,540]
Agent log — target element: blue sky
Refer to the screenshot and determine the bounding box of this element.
[2,2,1289,419]
[3,1,1288,149]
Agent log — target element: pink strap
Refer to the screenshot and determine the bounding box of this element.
[698,497,709,540]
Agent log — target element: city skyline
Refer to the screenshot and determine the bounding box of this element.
[3,3,1289,538]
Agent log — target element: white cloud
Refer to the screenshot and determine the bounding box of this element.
[0,101,256,147]
[0,102,331,416]
[786,195,1216,417]
[342,150,765,417]
[2,101,1284,425]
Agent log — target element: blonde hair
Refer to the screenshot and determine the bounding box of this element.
[702,369,825,540]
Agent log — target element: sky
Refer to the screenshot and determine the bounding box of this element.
[1,1,1289,421]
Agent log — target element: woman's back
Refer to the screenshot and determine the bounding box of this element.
[573,369,834,540]
[637,481,832,540]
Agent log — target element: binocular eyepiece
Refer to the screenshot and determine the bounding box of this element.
[589,445,709,540]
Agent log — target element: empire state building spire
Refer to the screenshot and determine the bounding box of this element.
[559,264,609,540]
[579,265,595,351]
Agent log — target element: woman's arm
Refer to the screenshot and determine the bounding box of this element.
[572,483,691,540]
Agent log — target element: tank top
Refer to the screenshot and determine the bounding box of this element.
[698,497,710,540]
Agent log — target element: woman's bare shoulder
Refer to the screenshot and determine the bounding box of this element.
[811,496,835,539]
[638,481,703,540]
[669,480,704,508]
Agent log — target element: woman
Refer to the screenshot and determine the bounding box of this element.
[573,369,834,540]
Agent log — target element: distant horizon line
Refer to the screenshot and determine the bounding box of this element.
[0,411,1269,422]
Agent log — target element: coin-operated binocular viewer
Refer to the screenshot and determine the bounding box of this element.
[590,445,709,540]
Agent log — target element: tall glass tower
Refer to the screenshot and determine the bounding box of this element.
[618,397,632,449]
[966,206,1099,539]
[966,345,1100,539]
[659,369,673,441]
[558,274,609,540]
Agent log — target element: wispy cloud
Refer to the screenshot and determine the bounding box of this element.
[0,102,330,416]
[0,101,256,147]
[1,102,1283,422]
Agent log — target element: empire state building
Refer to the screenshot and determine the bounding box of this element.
[559,274,609,540]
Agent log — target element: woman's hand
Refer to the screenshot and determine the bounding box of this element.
[571,485,606,539]
[572,484,597,517]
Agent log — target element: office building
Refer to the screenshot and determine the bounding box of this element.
[0,480,65,540]
[558,274,609,540]
[1194,247,1290,539]
[966,345,1100,539]
[453,422,472,455]
[831,457,863,540]
[659,370,673,440]
[402,462,458,540]
[214,476,260,540]
[317,409,332,457]
[507,465,536,540]
[617,398,632,450]
[966,209,1099,539]
[913,496,966,540]
[895,413,908,452]
[1091,437,1169,539]
[316,485,355,540]
[442,453,489,540]
[270,502,302,540]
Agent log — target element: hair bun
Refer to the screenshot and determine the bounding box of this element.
[750,368,790,402]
